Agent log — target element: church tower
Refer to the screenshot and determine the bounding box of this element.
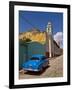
[46,22,54,58]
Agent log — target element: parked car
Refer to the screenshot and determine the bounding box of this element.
[22,54,49,72]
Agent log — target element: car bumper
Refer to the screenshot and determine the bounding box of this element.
[23,68,40,72]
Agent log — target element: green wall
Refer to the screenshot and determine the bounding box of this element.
[19,41,45,69]
[28,42,45,59]
[19,41,28,69]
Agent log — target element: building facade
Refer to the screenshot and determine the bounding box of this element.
[19,22,62,69]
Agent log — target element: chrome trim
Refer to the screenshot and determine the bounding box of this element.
[23,68,39,71]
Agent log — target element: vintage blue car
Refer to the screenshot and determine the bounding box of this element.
[22,55,49,72]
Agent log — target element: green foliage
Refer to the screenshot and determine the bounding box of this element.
[19,38,31,45]
[25,38,31,42]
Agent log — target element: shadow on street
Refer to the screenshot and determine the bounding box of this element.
[24,65,50,76]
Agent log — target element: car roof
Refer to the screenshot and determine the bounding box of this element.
[32,54,45,58]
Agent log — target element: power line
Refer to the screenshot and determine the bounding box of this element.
[20,14,37,29]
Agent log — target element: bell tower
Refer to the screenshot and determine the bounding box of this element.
[46,22,54,58]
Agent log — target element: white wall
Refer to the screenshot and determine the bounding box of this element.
[0,0,72,90]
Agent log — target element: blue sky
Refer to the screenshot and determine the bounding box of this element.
[19,10,63,35]
[19,11,63,48]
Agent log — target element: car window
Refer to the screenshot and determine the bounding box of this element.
[30,57,39,60]
[42,56,47,60]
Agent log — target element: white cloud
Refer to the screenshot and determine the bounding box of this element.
[54,32,63,48]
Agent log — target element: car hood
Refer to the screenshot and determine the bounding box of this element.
[23,60,41,67]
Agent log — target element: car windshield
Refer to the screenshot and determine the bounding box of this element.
[30,57,39,60]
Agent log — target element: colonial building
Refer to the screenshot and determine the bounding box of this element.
[19,22,62,69]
